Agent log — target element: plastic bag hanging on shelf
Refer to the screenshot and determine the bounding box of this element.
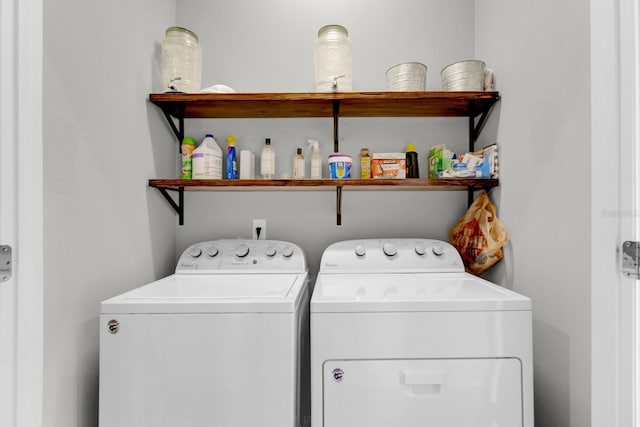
[449,191,509,275]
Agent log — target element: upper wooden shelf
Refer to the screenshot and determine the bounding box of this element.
[149,91,500,119]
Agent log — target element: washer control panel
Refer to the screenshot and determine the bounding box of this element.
[176,239,306,273]
[320,239,464,273]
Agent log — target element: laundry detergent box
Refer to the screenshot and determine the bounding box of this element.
[428,144,453,178]
[371,153,406,179]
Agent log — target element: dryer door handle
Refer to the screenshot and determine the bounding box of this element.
[400,370,444,395]
[400,370,444,385]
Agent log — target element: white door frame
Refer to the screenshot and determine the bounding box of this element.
[0,0,43,426]
[591,0,639,426]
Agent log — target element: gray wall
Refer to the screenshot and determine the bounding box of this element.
[477,1,591,426]
[43,0,177,426]
[42,0,591,426]
[175,0,478,275]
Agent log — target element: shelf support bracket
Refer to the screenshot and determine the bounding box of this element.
[336,186,343,225]
[333,100,340,152]
[161,105,185,148]
[157,187,185,225]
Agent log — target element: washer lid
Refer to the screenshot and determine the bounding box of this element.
[101,273,308,314]
[311,273,531,312]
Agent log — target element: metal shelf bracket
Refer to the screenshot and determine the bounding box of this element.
[157,187,185,225]
[160,104,185,148]
[336,186,343,225]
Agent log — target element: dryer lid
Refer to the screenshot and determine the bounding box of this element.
[101,273,308,314]
[310,273,531,312]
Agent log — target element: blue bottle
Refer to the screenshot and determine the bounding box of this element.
[226,135,238,179]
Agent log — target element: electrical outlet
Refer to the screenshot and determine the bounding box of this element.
[252,219,266,240]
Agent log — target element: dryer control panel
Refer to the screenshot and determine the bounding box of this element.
[319,239,464,273]
[176,240,306,274]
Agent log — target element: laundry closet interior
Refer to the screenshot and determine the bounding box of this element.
[42,1,591,427]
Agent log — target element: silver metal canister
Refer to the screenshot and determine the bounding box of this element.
[441,60,486,91]
[385,62,427,91]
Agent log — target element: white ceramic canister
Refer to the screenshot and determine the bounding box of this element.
[161,26,202,93]
[314,25,352,92]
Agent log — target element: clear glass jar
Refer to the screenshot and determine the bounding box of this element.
[314,25,352,92]
[161,27,202,93]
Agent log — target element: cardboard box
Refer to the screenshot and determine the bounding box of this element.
[371,153,406,179]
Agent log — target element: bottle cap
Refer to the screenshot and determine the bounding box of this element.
[227,135,236,146]
[265,138,271,145]
[297,148,302,155]
[182,137,196,146]
[406,143,416,152]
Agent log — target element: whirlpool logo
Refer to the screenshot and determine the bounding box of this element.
[107,319,120,334]
[332,368,344,382]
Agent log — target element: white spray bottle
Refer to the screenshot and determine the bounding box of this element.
[308,139,322,179]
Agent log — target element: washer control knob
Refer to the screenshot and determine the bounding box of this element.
[265,246,277,257]
[234,244,250,258]
[282,246,294,258]
[206,247,219,257]
[415,244,427,256]
[355,245,366,257]
[383,241,398,257]
[432,245,444,256]
[188,247,202,258]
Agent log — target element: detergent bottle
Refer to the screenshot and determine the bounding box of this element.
[308,139,322,179]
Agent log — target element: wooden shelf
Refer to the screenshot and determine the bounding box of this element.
[149,178,499,191]
[149,91,500,119]
[148,91,501,225]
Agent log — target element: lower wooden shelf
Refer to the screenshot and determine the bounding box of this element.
[149,178,499,225]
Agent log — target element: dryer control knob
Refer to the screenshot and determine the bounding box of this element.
[235,244,250,258]
[415,244,427,256]
[282,246,294,258]
[355,244,366,257]
[188,247,202,258]
[206,247,219,257]
[265,246,277,257]
[432,244,444,256]
[383,241,398,257]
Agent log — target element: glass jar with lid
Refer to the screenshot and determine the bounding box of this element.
[161,26,202,93]
[314,25,352,92]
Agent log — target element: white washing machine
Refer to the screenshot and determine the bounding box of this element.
[311,238,533,427]
[99,239,310,427]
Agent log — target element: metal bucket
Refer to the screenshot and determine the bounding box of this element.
[386,62,427,91]
[441,60,486,91]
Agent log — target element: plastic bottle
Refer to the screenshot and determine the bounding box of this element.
[180,137,196,179]
[260,138,276,179]
[226,135,238,179]
[161,27,202,93]
[192,134,222,179]
[405,143,419,178]
[293,147,306,179]
[308,139,322,179]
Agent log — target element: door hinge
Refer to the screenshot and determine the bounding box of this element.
[0,245,11,282]
[622,241,640,279]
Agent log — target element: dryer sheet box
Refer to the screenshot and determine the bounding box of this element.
[239,150,255,179]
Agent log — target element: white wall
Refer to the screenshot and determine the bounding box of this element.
[477,1,591,426]
[43,0,177,425]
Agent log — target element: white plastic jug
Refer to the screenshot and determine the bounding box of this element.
[192,134,222,179]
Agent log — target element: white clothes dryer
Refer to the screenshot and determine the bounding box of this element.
[99,240,310,427]
[311,238,533,427]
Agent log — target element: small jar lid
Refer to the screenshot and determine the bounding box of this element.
[165,26,199,42]
[318,25,348,38]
